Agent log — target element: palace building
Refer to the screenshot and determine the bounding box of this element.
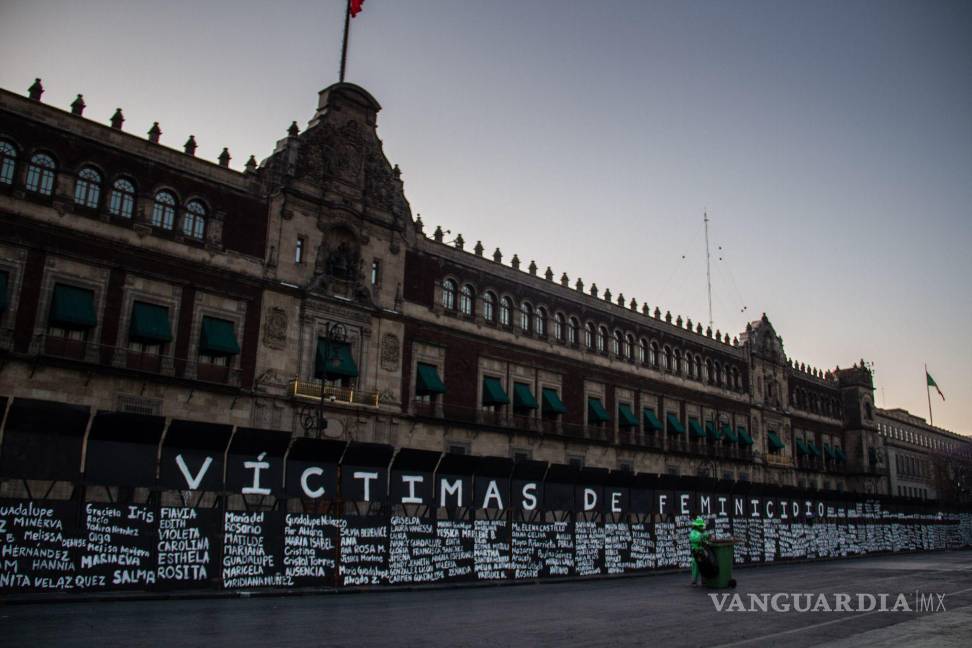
[0,78,966,500]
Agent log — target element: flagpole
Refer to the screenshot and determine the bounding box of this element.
[925,363,933,426]
[339,0,351,83]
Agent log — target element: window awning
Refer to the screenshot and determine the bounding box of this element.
[200,316,240,356]
[737,426,753,446]
[807,441,821,457]
[643,408,663,433]
[513,383,538,410]
[482,377,509,406]
[416,363,446,395]
[796,438,808,456]
[834,447,847,463]
[618,403,638,428]
[722,423,738,444]
[50,283,97,328]
[689,419,706,439]
[315,339,358,379]
[0,270,8,311]
[541,387,567,414]
[587,397,610,424]
[767,430,785,451]
[129,301,172,343]
[706,422,722,442]
[824,444,837,460]
[666,413,685,435]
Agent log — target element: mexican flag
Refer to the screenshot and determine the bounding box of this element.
[927,371,945,401]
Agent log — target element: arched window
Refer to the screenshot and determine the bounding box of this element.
[611,330,622,357]
[73,167,101,208]
[705,359,713,383]
[715,362,723,386]
[695,356,703,380]
[585,323,595,350]
[721,365,728,387]
[650,341,659,368]
[459,284,474,316]
[597,326,607,354]
[625,334,634,360]
[535,307,547,336]
[25,153,56,195]
[0,140,18,185]
[441,279,457,310]
[519,302,532,332]
[182,199,206,240]
[483,291,496,322]
[663,346,673,372]
[686,353,695,378]
[553,313,565,341]
[732,368,740,390]
[500,296,512,327]
[568,317,579,345]
[151,190,177,230]
[638,339,647,364]
[108,178,136,218]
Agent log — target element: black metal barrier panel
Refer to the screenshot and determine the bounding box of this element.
[1,401,972,595]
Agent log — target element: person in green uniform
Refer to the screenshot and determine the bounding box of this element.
[690,516,708,586]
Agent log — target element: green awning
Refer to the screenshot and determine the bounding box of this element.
[767,430,785,451]
[482,377,509,406]
[706,421,722,442]
[50,283,97,328]
[513,383,538,410]
[199,316,240,356]
[129,301,172,343]
[0,271,8,311]
[315,339,358,379]
[796,439,808,456]
[722,423,738,443]
[643,408,664,432]
[689,419,706,439]
[618,403,638,428]
[807,441,821,457]
[416,363,446,395]
[737,426,753,446]
[666,413,685,435]
[588,397,610,424]
[834,447,847,463]
[541,387,567,414]
[824,444,837,460]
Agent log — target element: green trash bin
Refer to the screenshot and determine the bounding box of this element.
[702,539,736,589]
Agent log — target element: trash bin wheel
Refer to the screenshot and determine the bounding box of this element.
[729,578,737,589]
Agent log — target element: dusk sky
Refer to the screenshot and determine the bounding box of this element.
[2,0,969,433]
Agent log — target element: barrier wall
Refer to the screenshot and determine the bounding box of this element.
[1,400,970,595]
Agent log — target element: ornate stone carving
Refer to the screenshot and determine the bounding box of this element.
[263,307,288,350]
[381,333,400,371]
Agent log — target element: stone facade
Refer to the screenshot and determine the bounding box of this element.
[0,79,969,500]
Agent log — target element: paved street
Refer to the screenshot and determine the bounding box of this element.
[3,551,972,648]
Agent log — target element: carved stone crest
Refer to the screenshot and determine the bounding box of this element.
[263,307,288,350]
[381,333,400,371]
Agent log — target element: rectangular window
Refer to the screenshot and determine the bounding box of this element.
[513,449,531,462]
[295,237,304,264]
[371,259,380,286]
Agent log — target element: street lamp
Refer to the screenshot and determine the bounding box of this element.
[298,322,347,439]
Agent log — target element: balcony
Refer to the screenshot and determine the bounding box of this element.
[291,379,381,407]
[27,334,242,386]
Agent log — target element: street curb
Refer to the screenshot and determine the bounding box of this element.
[2,547,968,606]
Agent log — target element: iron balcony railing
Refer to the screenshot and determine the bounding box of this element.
[22,333,243,386]
[290,379,381,407]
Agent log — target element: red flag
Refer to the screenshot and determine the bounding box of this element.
[350,0,365,17]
